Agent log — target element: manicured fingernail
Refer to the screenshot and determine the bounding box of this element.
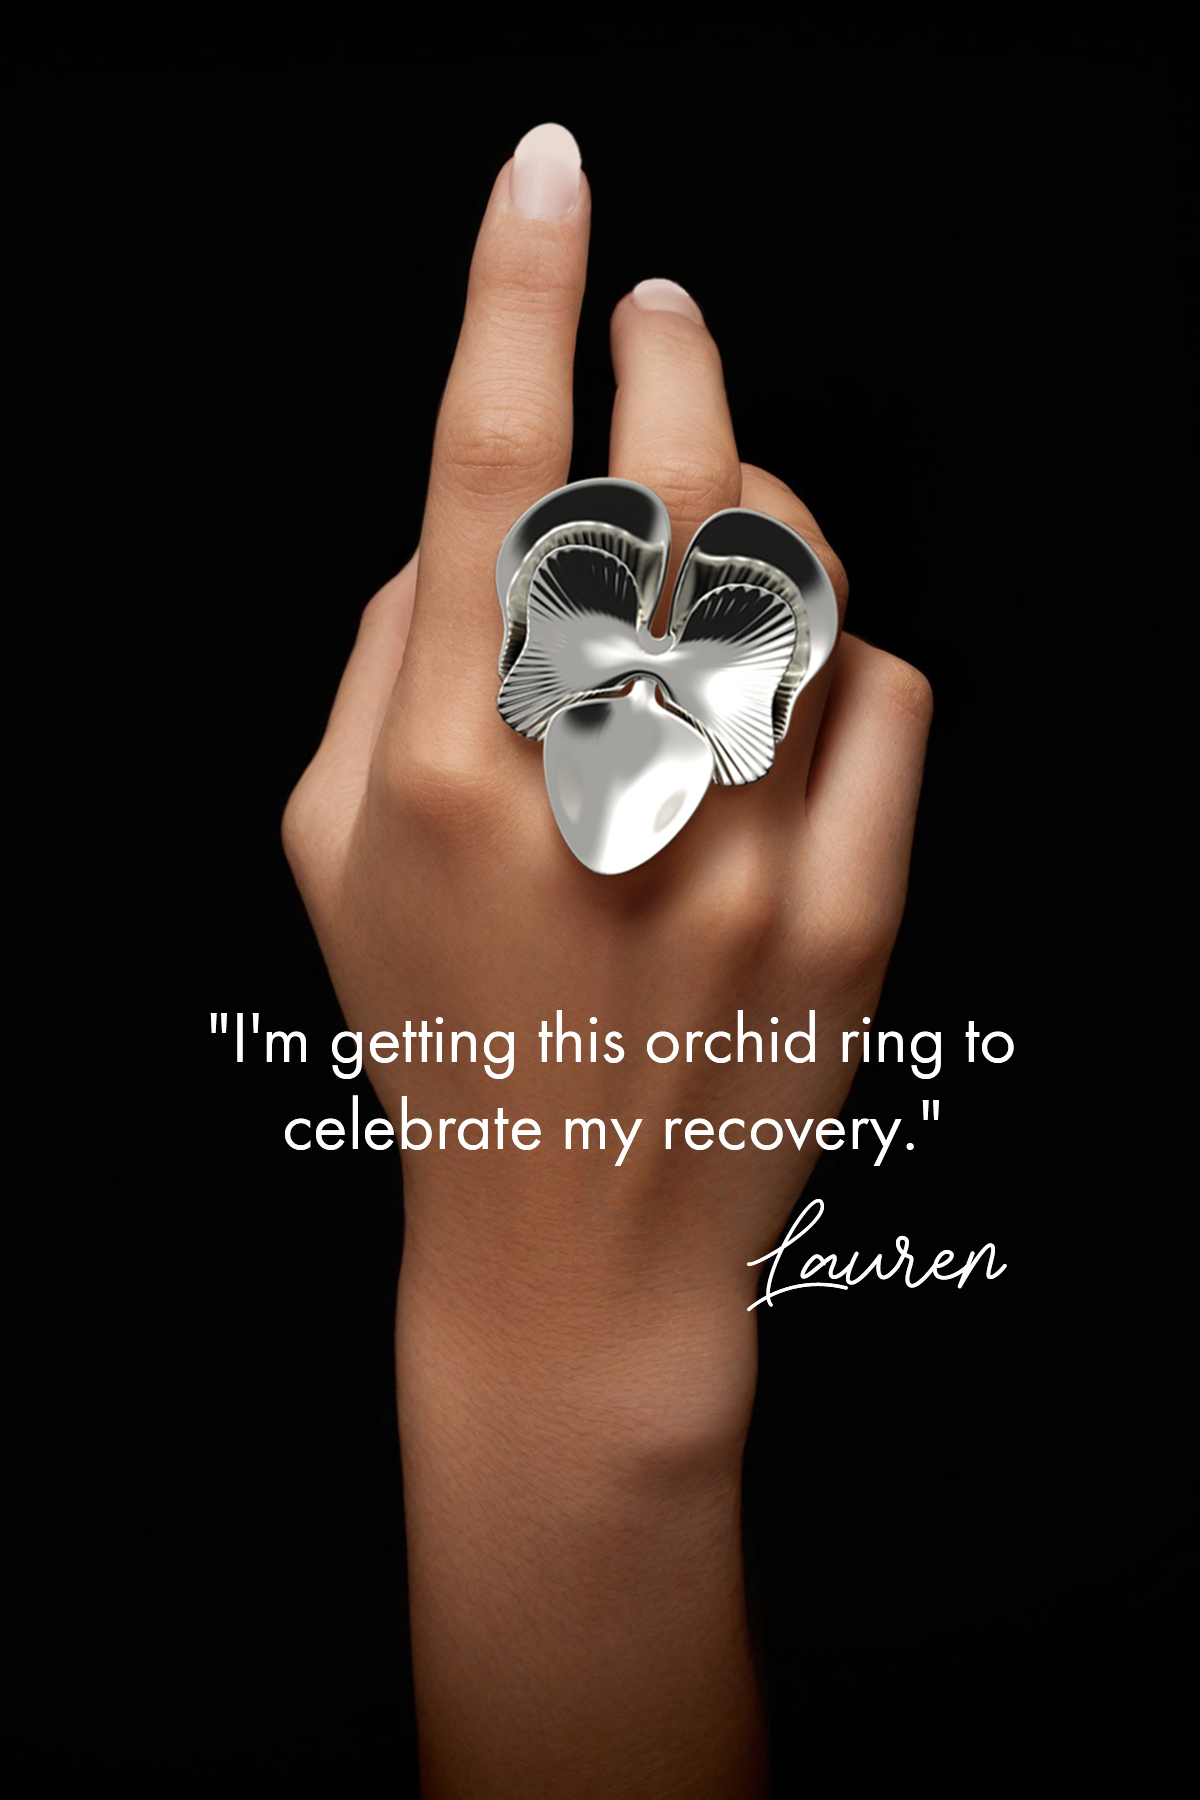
[631,278,704,323]
[509,123,582,220]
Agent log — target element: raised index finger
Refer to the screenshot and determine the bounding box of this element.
[397,124,590,736]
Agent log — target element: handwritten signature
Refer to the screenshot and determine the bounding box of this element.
[748,1199,1006,1310]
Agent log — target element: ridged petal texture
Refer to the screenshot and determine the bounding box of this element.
[498,544,796,784]
[666,585,797,784]
[498,546,644,737]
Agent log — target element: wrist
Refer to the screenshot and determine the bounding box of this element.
[396,1233,760,1480]
[395,1243,767,1800]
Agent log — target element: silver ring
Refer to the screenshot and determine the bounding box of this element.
[495,478,838,874]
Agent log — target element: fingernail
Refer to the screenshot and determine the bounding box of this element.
[631,278,704,323]
[509,123,582,221]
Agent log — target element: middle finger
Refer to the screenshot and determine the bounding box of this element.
[608,281,742,622]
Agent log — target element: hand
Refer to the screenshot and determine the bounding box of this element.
[283,122,931,1800]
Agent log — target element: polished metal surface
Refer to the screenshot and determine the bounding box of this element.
[495,479,839,874]
[494,478,670,682]
[668,507,838,740]
[543,681,715,875]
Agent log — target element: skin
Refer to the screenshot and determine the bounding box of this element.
[284,144,932,1799]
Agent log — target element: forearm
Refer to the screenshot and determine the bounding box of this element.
[396,1220,769,1800]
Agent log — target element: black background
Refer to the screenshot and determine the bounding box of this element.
[5,31,1189,1796]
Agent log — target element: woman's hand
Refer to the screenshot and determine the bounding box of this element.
[283,122,930,1800]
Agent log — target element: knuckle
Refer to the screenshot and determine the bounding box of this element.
[691,841,784,949]
[871,650,934,725]
[730,865,784,942]
[374,741,499,839]
[436,391,569,500]
[646,455,739,529]
[729,892,783,953]
[281,768,324,881]
[472,224,582,308]
[841,906,896,979]
[283,756,359,894]
[809,892,895,988]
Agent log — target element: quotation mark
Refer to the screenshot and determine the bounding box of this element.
[210,1011,259,1063]
[907,1097,941,1149]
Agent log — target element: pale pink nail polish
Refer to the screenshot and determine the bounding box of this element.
[631,279,704,323]
[509,123,582,221]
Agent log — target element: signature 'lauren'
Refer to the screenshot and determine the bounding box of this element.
[747,1198,1007,1310]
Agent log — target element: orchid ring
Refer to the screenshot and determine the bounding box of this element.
[494,479,840,875]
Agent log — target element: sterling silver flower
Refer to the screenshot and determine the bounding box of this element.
[495,478,839,874]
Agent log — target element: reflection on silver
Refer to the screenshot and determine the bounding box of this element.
[544,681,715,874]
[495,479,839,874]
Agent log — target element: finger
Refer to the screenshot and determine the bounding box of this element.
[805,633,933,921]
[284,556,420,866]
[398,124,590,731]
[737,463,849,784]
[608,281,741,614]
[323,555,419,773]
